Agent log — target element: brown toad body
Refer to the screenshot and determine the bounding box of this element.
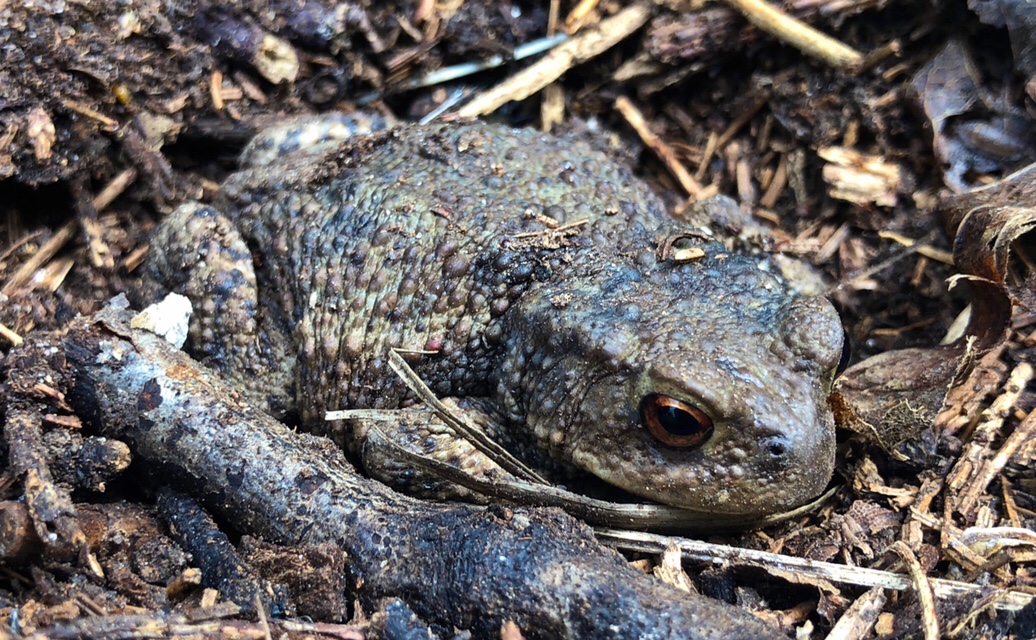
[142,119,844,518]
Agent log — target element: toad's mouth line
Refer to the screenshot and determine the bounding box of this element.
[359,424,838,531]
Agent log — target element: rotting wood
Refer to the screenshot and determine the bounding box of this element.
[156,490,288,618]
[2,351,87,561]
[946,362,1036,520]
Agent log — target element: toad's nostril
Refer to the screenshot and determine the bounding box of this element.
[764,436,788,458]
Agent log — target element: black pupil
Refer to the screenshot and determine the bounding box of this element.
[658,405,704,436]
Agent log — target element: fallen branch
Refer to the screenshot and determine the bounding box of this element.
[55,297,781,639]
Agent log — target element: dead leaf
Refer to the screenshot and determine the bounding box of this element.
[968,0,1036,100]
[832,344,973,454]
[833,163,1036,452]
[944,163,1036,311]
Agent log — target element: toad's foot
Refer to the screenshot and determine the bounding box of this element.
[346,399,514,502]
[139,203,297,417]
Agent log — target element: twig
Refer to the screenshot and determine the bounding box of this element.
[721,0,863,70]
[1,221,77,297]
[392,34,569,94]
[417,88,468,124]
[889,541,940,640]
[457,4,652,118]
[0,322,22,347]
[614,96,703,199]
[597,529,1035,613]
[384,349,548,484]
[694,131,719,182]
[91,168,138,212]
[715,91,771,151]
[157,490,286,617]
[878,231,955,265]
[59,98,119,131]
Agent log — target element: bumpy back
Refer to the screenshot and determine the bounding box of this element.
[214,122,672,425]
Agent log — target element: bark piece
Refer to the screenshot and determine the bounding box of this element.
[156,490,291,617]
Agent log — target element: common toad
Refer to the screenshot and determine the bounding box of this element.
[142,119,844,518]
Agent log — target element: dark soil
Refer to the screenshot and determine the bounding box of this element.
[2,1,1036,638]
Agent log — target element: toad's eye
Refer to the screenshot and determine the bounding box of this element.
[639,394,714,449]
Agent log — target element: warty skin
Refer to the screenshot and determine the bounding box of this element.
[141,120,844,517]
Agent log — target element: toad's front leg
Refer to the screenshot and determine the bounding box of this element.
[140,203,296,418]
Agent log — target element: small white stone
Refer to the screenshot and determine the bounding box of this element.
[130,293,193,349]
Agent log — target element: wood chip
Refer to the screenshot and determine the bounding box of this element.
[0,322,23,347]
[819,146,901,207]
[255,34,299,84]
[500,620,525,640]
[1,221,77,297]
[540,82,565,131]
[760,153,789,209]
[652,542,697,594]
[38,257,74,293]
[59,99,119,132]
[946,362,1035,519]
[92,168,138,212]
[210,69,225,111]
[26,106,57,160]
[42,413,83,430]
[695,130,719,182]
